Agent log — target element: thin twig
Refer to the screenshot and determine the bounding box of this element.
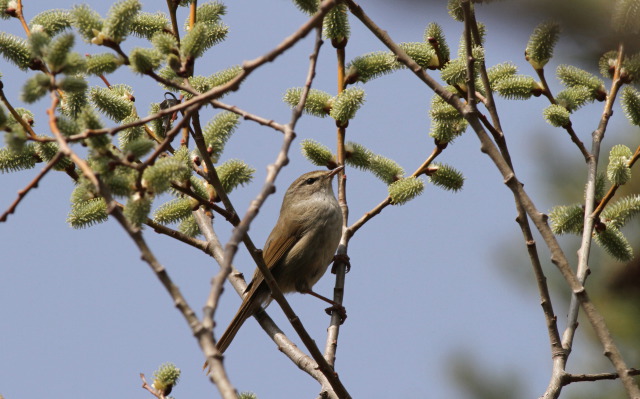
[461,1,565,388]
[344,2,640,397]
[0,152,64,222]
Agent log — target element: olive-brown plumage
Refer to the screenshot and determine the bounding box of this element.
[216,167,343,354]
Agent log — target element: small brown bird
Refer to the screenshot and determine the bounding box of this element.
[216,167,344,354]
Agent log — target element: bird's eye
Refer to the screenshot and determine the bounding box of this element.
[305,177,317,185]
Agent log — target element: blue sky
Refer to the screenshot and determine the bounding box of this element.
[1,1,636,398]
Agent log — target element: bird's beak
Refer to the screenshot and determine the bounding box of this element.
[327,165,344,178]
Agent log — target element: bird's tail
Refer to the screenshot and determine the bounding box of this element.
[216,293,261,353]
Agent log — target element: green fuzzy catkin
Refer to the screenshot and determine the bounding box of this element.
[70,178,97,204]
[67,198,108,228]
[330,87,365,124]
[172,146,191,165]
[142,157,191,194]
[612,0,640,34]
[71,4,103,42]
[56,115,80,136]
[429,119,468,144]
[447,0,464,22]
[487,62,518,85]
[623,53,640,82]
[208,65,242,88]
[621,86,640,126]
[129,47,162,74]
[594,226,634,262]
[103,0,141,43]
[424,23,450,65]
[123,193,153,227]
[323,3,350,41]
[525,21,560,69]
[186,1,226,28]
[152,32,178,56]
[0,0,9,19]
[154,198,196,224]
[345,51,397,83]
[130,12,168,40]
[187,176,209,199]
[543,104,570,127]
[102,169,136,197]
[60,89,88,117]
[388,177,425,205]
[21,73,51,104]
[594,172,607,201]
[599,50,618,78]
[556,64,605,94]
[123,137,155,158]
[283,87,332,117]
[35,142,71,171]
[78,107,111,148]
[607,144,632,185]
[493,75,535,100]
[185,75,212,98]
[181,22,228,60]
[429,163,464,191]
[345,141,372,169]
[292,0,319,14]
[549,204,584,234]
[181,22,208,59]
[63,53,87,75]
[238,393,258,399]
[602,195,640,230]
[86,53,121,75]
[301,139,335,167]
[203,112,240,162]
[44,32,74,72]
[430,96,460,122]
[89,85,133,122]
[117,115,144,146]
[0,32,32,70]
[148,102,165,138]
[369,154,404,184]
[216,159,255,193]
[440,57,468,85]
[178,214,201,237]
[398,42,438,69]
[556,87,593,111]
[58,76,87,94]
[28,31,50,59]
[30,9,72,36]
[0,145,37,173]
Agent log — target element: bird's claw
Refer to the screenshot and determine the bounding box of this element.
[331,254,351,274]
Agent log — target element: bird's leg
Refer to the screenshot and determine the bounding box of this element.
[331,253,351,274]
[302,289,347,324]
